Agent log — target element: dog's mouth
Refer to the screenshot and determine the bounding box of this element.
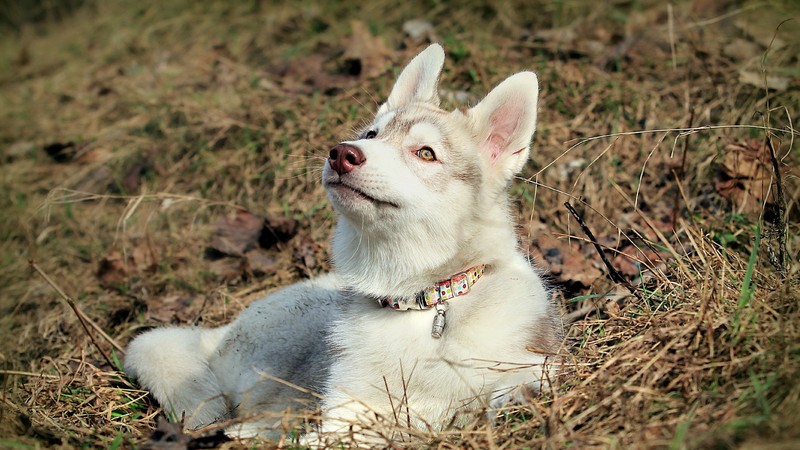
[325,181,399,209]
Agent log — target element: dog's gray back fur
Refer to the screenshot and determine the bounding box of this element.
[211,274,342,415]
[124,274,344,435]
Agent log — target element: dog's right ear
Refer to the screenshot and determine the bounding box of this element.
[378,44,445,114]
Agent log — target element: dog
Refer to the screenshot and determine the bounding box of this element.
[124,43,562,444]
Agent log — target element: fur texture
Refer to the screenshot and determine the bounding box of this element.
[124,43,562,444]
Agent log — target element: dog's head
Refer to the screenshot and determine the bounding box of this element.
[322,44,539,297]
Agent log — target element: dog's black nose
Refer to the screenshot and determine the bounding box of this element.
[329,143,365,176]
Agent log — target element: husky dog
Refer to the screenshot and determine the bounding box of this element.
[124,44,562,444]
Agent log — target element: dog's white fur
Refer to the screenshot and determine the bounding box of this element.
[124,44,562,444]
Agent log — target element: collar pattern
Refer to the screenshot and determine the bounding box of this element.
[379,264,487,310]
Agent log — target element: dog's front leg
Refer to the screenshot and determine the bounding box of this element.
[485,367,548,423]
[301,394,392,447]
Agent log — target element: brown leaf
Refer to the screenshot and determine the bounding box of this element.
[723,38,762,62]
[611,251,639,278]
[209,210,264,256]
[130,244,154,271]
[606,299,622,318]
[145,295,202,324]
[207,257,244,282]
[612,247,668,278]
[733,15,786,50]
[97,251,128,287]
[270,53,356,95]
[122,158,153,193]
[343,20,391,79]
[530,229,602,287]
[276,54,324,93]
[715,139,775,215]
[96,245,156,287]
[738,70,789,92]
[244,248,277,275]
[260,216,299,248]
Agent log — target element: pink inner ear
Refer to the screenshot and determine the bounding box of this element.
[487,103,521,164]
[488,134,505,163]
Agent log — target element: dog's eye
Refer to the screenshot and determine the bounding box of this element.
[415,146,436,162]
[364,130,377,139]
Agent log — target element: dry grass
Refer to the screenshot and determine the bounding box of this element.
[1,0,798,448]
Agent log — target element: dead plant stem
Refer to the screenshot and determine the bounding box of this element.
[29,261,124,368]
[765,137,788,276]
[564,202,641,300]
[671,109,694,229]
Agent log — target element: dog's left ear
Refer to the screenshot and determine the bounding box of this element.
[468,72,539,181]
[378,44,445,114]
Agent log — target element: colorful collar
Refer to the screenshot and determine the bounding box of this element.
[378,264,487,311]
[378,264,487,339]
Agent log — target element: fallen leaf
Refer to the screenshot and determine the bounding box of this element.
[738,69,789,91]
[715,139,776,215]
[97,251,128,287]
[606,299,622,317]
[723,38,762,62]
[122,157,153,193]
[733,16,786,50]
[208,210,264,256]
[269,53,354,95]
[343,20,391,79]
[207,211,297,281]
[260,216,299,248]
[207,257,244,282]
[529,227,602,288]
[145,295,202,324]
[611,247,668,278]
[244,248,278,275]
[96,244,157,287]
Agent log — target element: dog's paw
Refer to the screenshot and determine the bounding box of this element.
[299,427,385,449]
[223,420,285,442]
[297,431,324,448]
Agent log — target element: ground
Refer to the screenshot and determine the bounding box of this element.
[0,0,798,448]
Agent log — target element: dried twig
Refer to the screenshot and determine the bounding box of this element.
[671,109,694,229]
[0,369,60,380]
[764,137,788,276]
[564,202,642,300]
[29,260,124,369]
[564,302,605,323]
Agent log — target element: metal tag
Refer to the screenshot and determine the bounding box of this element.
[431,307,446,339]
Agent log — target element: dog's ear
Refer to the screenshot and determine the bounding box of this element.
[468,72,539,181]
[378,44,445,114]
